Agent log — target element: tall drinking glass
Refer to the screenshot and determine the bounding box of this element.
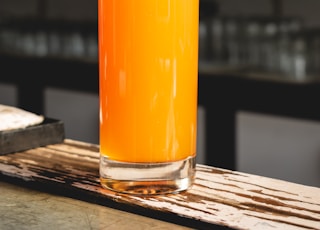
[98,0,199,195]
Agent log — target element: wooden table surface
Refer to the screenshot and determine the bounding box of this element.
[0,139,319,230]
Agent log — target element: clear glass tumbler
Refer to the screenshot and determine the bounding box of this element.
[98,0,199,195]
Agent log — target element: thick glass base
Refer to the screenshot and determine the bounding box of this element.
[100,155,196,195]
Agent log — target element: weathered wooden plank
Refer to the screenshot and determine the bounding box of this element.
[0,139,319,230]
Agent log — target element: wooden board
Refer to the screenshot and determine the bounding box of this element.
[0,139,319,230]
[0,118,64,155]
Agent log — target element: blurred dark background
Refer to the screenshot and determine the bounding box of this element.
[0,0,319,187]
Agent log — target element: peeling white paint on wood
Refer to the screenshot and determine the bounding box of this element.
[0,139,319,230]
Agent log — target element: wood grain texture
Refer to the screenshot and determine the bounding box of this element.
[0,139,319,230]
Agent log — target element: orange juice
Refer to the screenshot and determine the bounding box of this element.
[99,0,199,195]
[99,0,199,164]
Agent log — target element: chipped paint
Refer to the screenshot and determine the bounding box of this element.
[0,139,319,230]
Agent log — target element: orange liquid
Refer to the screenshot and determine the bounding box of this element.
[98,0,199,163]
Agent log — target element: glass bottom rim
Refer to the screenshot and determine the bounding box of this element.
[99,155,196,196]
